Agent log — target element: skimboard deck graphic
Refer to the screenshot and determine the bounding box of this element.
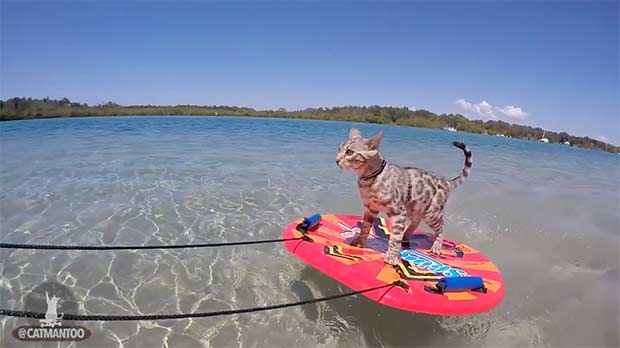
[283,214,504,315]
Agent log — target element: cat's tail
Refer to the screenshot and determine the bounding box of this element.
[448,141,472,190]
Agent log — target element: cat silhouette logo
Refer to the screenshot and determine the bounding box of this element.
[39,292,63,328]
[11,281,91,342]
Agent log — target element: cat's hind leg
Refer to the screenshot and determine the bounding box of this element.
[425,214,445,255]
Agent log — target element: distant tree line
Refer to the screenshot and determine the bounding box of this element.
[1,97,618,154]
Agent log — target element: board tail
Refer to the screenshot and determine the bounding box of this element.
[449,142,472,190]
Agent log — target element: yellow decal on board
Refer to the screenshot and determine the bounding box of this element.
[395,261,444,281]
[482,278,502,293]
[376,265,412,293]
[444,292,478,301]
[455,244,478,254]
[446,260,499,273]
[323,245,368,265]
[373,217,390,239]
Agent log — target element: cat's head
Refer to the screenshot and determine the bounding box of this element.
[336,128,383,171]
[46,292,60,304]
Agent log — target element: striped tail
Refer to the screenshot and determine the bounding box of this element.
[449,141,472,190]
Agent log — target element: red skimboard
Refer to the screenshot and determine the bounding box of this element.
[283,214,504,315]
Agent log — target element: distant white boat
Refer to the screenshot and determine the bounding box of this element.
[539,131,549,143]
[496,133,506,137]
[563,141,570,146]
[443,126,457,132]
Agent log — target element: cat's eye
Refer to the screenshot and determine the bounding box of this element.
[345,149,354,156]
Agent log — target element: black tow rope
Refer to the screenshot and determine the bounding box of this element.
[0,236,312,251]
[0,282,404,321]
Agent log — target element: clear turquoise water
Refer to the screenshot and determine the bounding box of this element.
[1,116,618,347]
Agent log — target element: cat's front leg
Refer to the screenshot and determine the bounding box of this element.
[350,208,378,247]
[384,212,407,265]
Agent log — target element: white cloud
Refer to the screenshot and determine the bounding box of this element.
[495,105,529,120]
[597,135,608,143]
[455,98,529,122]
[454,99,497,120]
[477,101,496,119]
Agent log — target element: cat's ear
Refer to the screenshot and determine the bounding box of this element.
[359,149,379,158]
[349,128,361,140]
[366,131,383,149]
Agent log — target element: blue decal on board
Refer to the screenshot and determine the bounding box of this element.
[400,249,467,277]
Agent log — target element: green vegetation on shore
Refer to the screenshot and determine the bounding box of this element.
[1,97,618,153]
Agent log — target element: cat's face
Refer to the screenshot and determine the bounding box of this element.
[336,128,383,171]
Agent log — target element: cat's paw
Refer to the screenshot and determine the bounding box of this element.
[430,236,443,255]
[384,253,401,266]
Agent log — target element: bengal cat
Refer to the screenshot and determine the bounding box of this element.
[336,128,472,265]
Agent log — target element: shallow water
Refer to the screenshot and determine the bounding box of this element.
[0,116,618,347]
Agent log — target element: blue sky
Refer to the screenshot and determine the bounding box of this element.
[1,1,618,143]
